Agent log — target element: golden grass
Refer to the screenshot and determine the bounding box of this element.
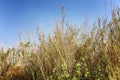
[0,8,120,80]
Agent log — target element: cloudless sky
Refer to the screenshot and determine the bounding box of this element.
[0,0,120,48]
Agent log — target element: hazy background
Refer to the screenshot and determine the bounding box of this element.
[0,0,120,48]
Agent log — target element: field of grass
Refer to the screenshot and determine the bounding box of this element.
[0,8,120,80]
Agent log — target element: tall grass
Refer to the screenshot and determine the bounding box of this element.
[0,7,120,80]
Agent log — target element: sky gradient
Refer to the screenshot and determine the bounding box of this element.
[0,0,120,48]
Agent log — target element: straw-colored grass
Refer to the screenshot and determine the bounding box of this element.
[0,8,120,80]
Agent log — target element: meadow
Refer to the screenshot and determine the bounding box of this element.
[0,8,120,80]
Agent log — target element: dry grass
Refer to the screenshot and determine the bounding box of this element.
[0,8,120,80]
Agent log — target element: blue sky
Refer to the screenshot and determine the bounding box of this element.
[0,0,120,47]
